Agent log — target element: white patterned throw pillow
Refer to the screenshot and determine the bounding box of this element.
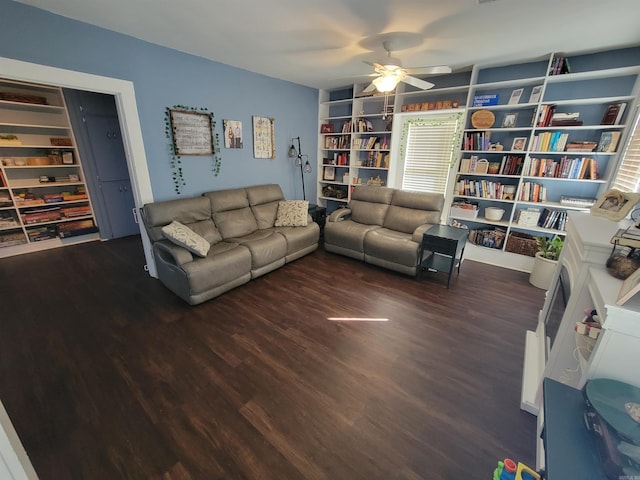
[161,221,210,257]
[274,200,309,227]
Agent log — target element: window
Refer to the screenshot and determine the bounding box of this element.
[612,106,640,192]
[389,111,464,195]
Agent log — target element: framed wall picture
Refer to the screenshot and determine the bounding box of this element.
[512,137,527,151]
[502,113,518,128]
[223,119,243,149]
[590,189,640,221]
[169,109,214,155]
[252,116,275,159]
[323,166,335,181]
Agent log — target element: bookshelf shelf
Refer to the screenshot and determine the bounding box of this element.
[452,47,640,268]
[0,78,98,256]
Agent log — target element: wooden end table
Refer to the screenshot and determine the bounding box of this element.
[418,224,469,288]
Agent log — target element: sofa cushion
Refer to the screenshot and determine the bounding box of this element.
[275,200,308,227]
[364,228,420,267]
[213,207,258,239]
[228,230,287,269]
[246,184,285,229]
[383,190,444,233]
[142,196,220,243]
[162,221,210,257]
[349,186,394,225]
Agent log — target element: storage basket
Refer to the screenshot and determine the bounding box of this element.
[505,232,538,257]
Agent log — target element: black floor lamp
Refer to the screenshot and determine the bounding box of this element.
[288,136,312,201]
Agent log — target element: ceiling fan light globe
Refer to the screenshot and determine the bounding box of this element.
[373,73,402,92]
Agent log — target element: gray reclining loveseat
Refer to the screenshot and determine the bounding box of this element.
[324,185,444,276]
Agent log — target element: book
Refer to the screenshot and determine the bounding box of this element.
[596,131,621,152]
[528,85,543,103]
[472,94,499,107]
[601,103,627,125]
[508,88,523,105]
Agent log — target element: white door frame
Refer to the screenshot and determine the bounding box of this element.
[0,56,157,479]
[0,56,156,276]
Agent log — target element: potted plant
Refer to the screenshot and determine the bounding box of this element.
[529,235,564,290]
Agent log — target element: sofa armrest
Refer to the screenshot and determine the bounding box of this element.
[412,224,436,243]
[328,208,352,222]
[154,239,194,266]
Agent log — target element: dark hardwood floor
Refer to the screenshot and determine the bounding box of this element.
[0,236,546,479]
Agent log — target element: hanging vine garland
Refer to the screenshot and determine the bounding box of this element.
[164,105,222,194]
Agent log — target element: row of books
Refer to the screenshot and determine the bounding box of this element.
[538,208,568,231]
[520,182,547,203]
[359,152,390,168]
[468,227,507,249]
[324,135,350,150]
[21,205,92,225]
[601,102,627,125]
[462,132,492,151]
[352,136,383,150]
[523,156,598,179]
[454,179,516,200]
[459,155,524,176]
[549,57,571,76]
[531,131,570,152]
[324,153,349,166]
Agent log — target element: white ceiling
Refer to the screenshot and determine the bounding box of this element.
[16,0,640,90]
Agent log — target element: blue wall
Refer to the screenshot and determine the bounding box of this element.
[0,0,319,201]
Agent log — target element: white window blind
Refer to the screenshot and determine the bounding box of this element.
[612,108,640,192]
[399,112,464,194]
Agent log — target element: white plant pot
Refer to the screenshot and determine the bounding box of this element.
[529,252,558,290]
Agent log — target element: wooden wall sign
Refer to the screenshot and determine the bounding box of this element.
[169,109,214,155]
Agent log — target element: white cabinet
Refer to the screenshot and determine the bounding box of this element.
[521,212,640,417]
[0,78,98,257]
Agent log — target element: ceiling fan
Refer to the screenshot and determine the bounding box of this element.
[361,40,452,93]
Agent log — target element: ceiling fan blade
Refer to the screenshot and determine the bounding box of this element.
[363,60,384,69]
[404,65,452,75]
[362,82,377,93]
[402,76,435,90]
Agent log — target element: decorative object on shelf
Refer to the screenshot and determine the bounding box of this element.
[511,137,527,151]
[485,207,505,221]
[252,116,275,159]
[50,137,72,146]
[508,88,524,105]
[288,136,312,200]
[600,102,627,125]
[320,124,334,133]
[471,109,495,129]
[223,120,243,149]
[596,131,621,153]
[528,85,543,103]
[616,266,640,306]
[502,113,518,128]
[165,105,222,194]
[591,189,640,221]
[529,235,564,290]
[322,166,335,181]
[565,141,597,152]
[0,92,47,105]
[0,134,21,145]
[472,94,499,107]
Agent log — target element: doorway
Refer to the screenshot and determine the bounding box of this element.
[64,89,139,239]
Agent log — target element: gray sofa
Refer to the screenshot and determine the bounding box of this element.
[141,184,319,305]
[324,185,444,276]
